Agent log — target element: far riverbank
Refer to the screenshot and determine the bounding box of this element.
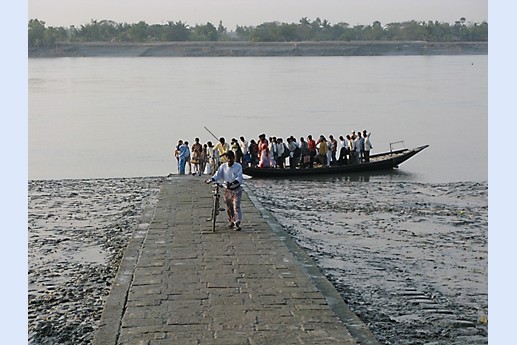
[29,41,487,58]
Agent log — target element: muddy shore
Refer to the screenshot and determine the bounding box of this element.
[28,177,487,345]
[28,178,164,344]
[249,178,488,345]
[29,41,488,58]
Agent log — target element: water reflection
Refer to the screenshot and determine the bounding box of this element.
[247,168,416,184]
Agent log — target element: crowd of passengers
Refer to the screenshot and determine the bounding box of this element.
[174,130,372,176]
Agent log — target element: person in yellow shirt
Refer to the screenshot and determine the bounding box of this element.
[214,137,230,169]
[317,135,328,166]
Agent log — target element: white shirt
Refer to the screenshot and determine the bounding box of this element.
[269,142,277,155]
[348,139,355,151]
[355,137,364,152]
[364,133,373,151]
[277,143,285,156]
[212,162,243,187]
[240,140,249,154]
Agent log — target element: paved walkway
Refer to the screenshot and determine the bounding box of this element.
[94,176,379,345]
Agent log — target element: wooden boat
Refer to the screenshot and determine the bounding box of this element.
[243,144,429,178]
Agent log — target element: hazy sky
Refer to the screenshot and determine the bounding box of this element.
[29,0,488,29]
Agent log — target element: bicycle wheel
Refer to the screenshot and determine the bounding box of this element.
[212,195,218,232]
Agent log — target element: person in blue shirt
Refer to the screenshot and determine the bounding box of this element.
[177,141,189,175]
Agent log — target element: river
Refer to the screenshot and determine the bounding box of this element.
[29,55,487,182]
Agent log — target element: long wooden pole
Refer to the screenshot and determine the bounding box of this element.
[204,126,219,141]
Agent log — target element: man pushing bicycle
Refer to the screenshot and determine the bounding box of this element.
[206,150,244,231]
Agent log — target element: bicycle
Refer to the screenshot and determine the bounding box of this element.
[208,182,224,232]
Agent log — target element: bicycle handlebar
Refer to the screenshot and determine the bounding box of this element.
[206,179,240,189]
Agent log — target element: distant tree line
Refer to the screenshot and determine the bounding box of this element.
[28,17,488,49]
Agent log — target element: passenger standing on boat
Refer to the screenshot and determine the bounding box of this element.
[248,139,259,167]
[269,137,277,168]
[177,141,189,175]
[363,130,373,162]
[239,136,250,167]
[258,134,267,151]
[317,135,329,167]
[287,136,301,169]
[276,138,287,169]
[347,135,357,164]
[257,134,267,163]
[307,135,317,168]
[191,138,203,176]
[326,136,334,167]
[214,137,230,169]
[299,137,309,168]
[338,135,349,165]
[231,138,243,164]
[259,140,270,168]
[329,135,338,165]
[355,132,365,163]
[206,150,244,231]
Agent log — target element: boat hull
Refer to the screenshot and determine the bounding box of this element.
[243,145,429,178]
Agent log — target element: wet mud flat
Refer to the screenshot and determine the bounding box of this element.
[28,177,487,345]
[249,179,488,345]
[28,177,163,345]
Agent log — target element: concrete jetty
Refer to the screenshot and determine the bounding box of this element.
[93,176,379,344]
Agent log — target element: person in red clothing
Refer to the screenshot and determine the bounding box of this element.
[307,135,317,168]
[258,140,270,168]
